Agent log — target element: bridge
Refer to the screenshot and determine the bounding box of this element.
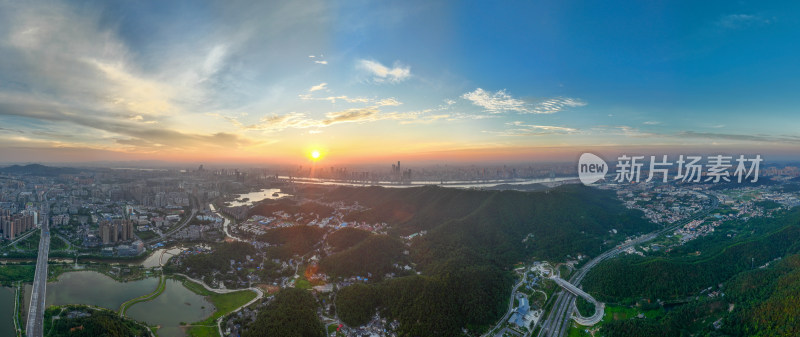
[549,276,604,326]
[26,222,50,337]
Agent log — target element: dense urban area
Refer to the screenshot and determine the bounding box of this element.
[1,162,800,337]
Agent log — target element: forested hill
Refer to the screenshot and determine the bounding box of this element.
[330,184,654,336]
[327,184,654,261]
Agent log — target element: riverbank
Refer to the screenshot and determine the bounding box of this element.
[119,273,167,316]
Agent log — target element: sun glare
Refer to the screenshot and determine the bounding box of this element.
[311,150,321,160]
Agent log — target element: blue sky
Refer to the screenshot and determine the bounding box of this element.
[0,0,798,164]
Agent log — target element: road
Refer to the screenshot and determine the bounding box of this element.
[482,272,528,337]
[536,192,719,337]
[145,195,199,244]
[549,277,604,326]
[25,222,50,337]
[173,273,264,337]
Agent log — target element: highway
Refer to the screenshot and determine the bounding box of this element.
[549,277,604,326]
[25,222,50,337]
[536,192,719,337]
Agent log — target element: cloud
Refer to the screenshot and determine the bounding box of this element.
[677,131,800,144]
[591,125,655,137]
[375,98,402,106]
[529,97,586,114]
[461,88,585,114]
[308,83,327,93]
[322,107,380,125]
[716,14,772,30]
[299,95,371,104]
[461,88,528,113]
[299,91,398,106]
[217,106,412,132]
[309,54,327,64]
[486,121,578,136]
[643,121,661,125]
[358,59,411,83]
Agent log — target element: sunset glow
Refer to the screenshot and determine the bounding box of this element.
[0,1,798,166]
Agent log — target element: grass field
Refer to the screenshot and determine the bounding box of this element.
[181,278,258,337]
[135,230,159,241]
[0,265,35,286]
[294,277,312,290]
[186,325,219,337]
[566,323,593,337]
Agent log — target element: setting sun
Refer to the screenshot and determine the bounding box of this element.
[311,150,321,160]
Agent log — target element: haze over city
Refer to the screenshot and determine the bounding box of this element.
[1,0,799,165]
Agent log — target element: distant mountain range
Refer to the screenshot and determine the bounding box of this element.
[0,164,83,176]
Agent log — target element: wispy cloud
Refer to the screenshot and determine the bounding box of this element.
[591,125,656,137]
[643,121,661,125]
[299,94,371,104]
[461,88,585,114]
[299,88,400,106]
[678,131,800,144]
[716,14,772,30]
[485,121,578,136]
[216,106,424,132]
[461,88,528,113]
[309,54,328,64]
[375,98,402,106]
[529,97,586,114]
[358,59,411,83]
[308,83,327,93]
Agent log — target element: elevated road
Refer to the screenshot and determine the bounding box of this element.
[26,223,50,337]
[536,192,719,337]
[549,277,604,326]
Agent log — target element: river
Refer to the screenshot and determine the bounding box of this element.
[277,175,578,188]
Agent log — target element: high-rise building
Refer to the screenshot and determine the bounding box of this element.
[100,219,135,245]
[101,223,111,244]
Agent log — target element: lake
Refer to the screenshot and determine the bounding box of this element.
[47,271,159,309]
[0,287,16,337]
[126,278,215,337]
[225,188,291,207]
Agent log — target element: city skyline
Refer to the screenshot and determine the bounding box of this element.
[1,0,799,165]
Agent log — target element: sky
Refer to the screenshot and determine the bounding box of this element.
[0,0,799,165]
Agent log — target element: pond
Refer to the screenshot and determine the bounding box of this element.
[0,287,16,337]
[23,270,159,317]
[126,278,215,337]
[46,271,158,310]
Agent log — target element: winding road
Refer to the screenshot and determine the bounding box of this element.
[535,192,719,337]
